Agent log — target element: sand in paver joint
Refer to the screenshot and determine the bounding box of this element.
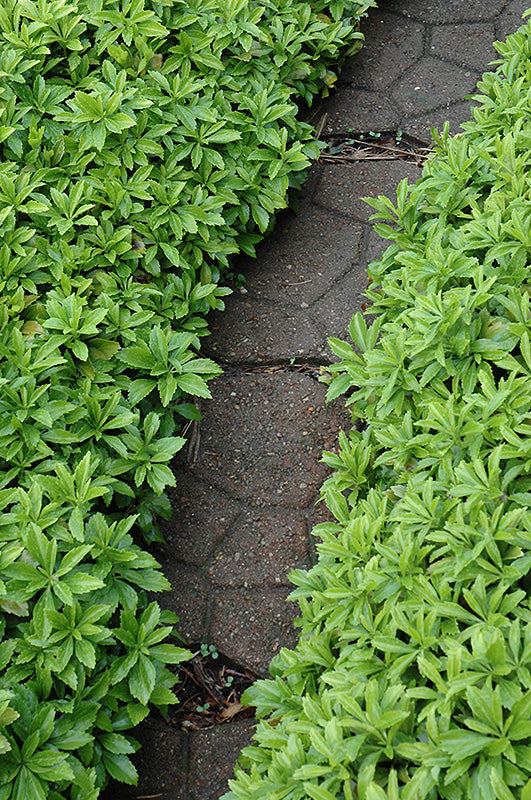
[104,0,530,797]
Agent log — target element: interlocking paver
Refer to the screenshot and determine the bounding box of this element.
[384,0,496,23]
[339,11,425,90]
[208,509,310,588]
[162,477,242,567]
[157,564,210,642]
[392,57,480,116]
[215,206,364,308]
[314,161,422,221]
[191,372,348,507]
[495,0,530,39]
[188,721,256,800]
[110,722,189,800]
[323,88,401,132]
[311,263,373,346]
[429,23,497,71]
[205,298,326,363]
[209,588,300,675]
[402,100,479,142]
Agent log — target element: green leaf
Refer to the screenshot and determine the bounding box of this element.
[174,403,202,420]
[490,769,516,800]
[303,782,339,800]
[324,488,350,523]
[64,573,105,594]
[175,373,212,399]
[366,784,389,800]
[75,638,96,669]
[14,768,46,800]
[129,655,156,705]
[28,751,74,781]
[102,752,138,785]
[99,733,136,755]
[129,379,156,405]
[71,340,89,361]
[149,644,192,664]
[251,204,270,232]
[326,373,352,401]
[522,778,531,800]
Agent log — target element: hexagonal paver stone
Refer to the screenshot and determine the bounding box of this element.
[162,475,242,567]
[429,23,497,72]
[209,587,300,675]
[323,88,401,134]
[191,372,350,508]
[340,11,425,91]
[385,0,498,24]
[392,57,480,117]
[102,720,189,800]
[495,0,530,40]
[313,161,422,222]
[157,564,210,643]
[218,205,365,308]
[207,509,310,588]
[310,261,374,347]
[402,100,479,143]
[188,720,256,800]
[205,295,327,363]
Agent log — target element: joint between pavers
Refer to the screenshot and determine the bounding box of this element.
[199,507,247,575]
[321,93,405,135]
[311,198,371,226]
[400,96,483,137]
[428,53,484,76]
[404,95,481,118]
[200,592,214,646]
[180,733,192,800]
[493,0,516,16]
[208,356,333,370]
[180,467,249,505]
[312,254,368,304]
[185,468,316,514]
[319,127,424,144]
[350,228,391,278]
[420,21,430,55]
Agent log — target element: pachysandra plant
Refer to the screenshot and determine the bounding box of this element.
[224,11,531,800]
[0,0,376,796]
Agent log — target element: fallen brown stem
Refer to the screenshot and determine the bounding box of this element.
[136,795,163,799]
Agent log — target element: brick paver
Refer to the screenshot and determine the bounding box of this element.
[102,1,529,798]
[188,721,257,800]
[385,0,497,23]
[313,161,423,220]
[392,57,480,116]
[429,23,497,71]
[323,88,401,131]
[339,12,424,90]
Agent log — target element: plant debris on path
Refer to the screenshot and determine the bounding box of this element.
[171,646,257,733]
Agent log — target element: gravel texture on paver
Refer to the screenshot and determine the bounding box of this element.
[102,1,529,797]
[313,161,423,221]
[156,370,351,669]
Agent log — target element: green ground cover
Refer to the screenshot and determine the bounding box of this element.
[0,0,375,796]
[225,12,531,800]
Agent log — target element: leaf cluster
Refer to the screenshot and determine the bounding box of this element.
[0,0,376,796]
[224,12,531,800]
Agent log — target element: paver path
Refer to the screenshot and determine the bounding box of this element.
[105,0,530,797]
